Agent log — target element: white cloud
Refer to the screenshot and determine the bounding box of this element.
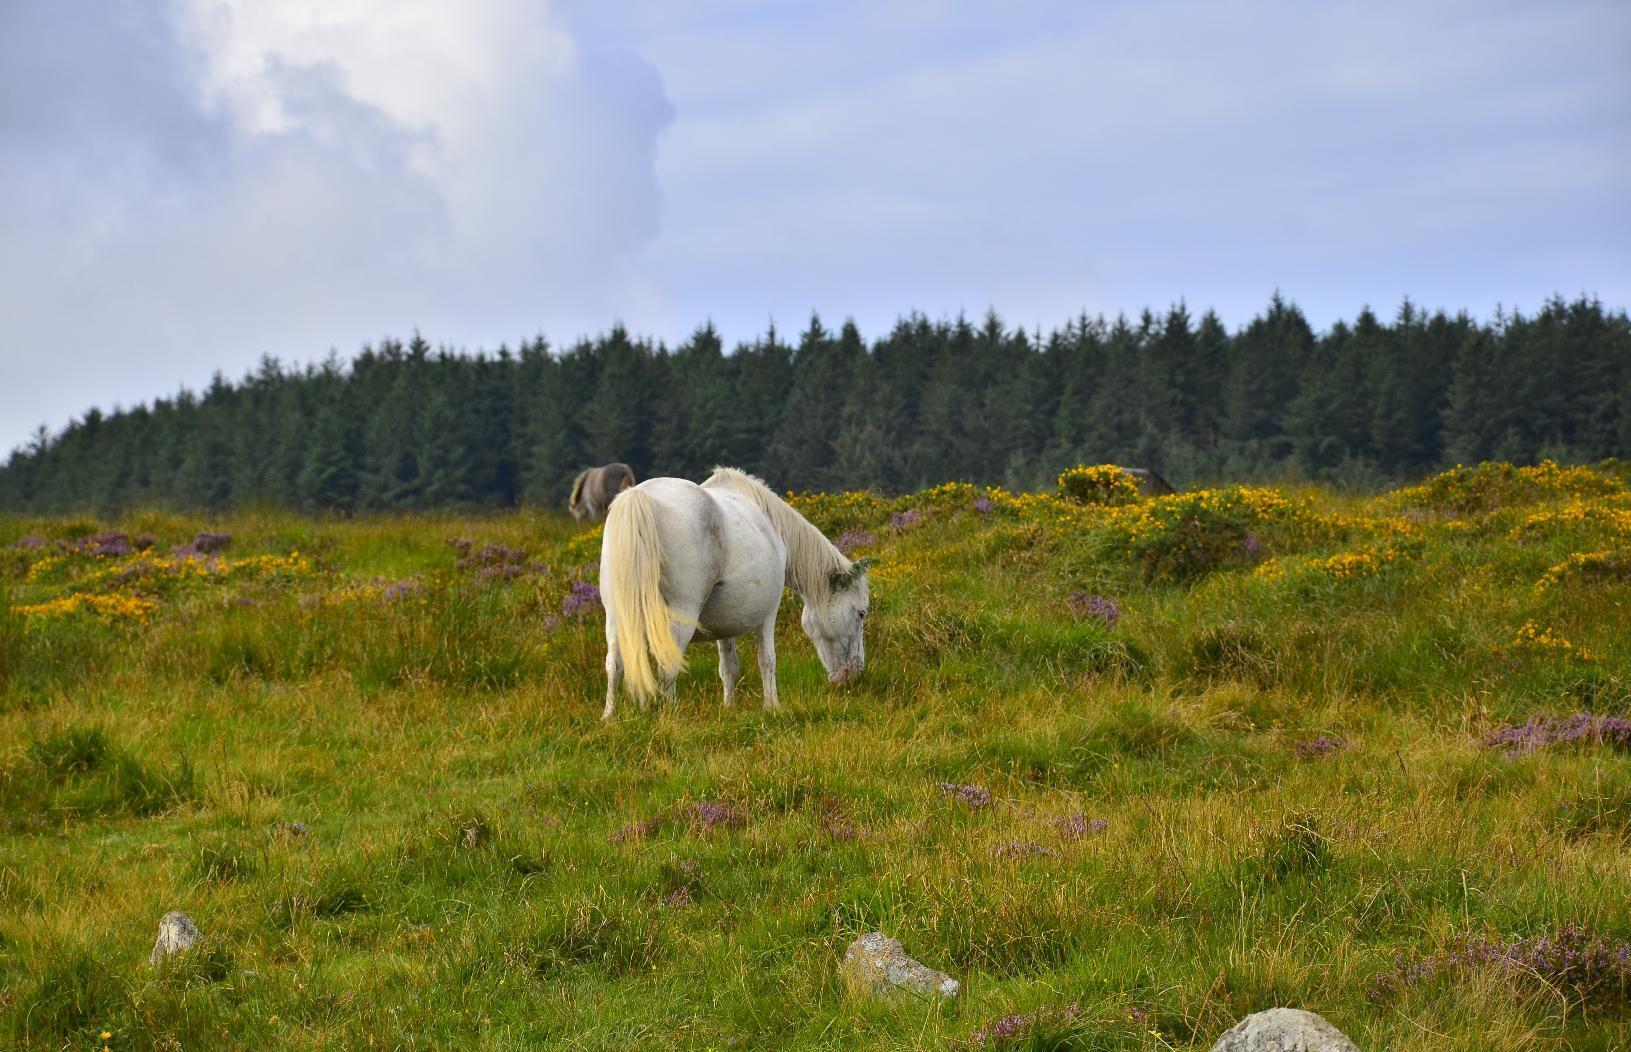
[0,0,674,452]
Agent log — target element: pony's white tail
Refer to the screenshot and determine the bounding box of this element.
[603,487,685,699]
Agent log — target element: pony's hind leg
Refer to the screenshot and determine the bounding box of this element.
[655,611,699,707]
[718,638,741,707]
[755,614,780,712]
[602,635,621,721]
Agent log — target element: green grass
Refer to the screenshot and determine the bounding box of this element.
[2,464,1630,1050]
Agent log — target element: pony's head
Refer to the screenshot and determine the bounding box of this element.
[567,469,591,522]
[802,558,872,685]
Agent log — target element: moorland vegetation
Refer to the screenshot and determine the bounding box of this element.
[1,461,1628,1049]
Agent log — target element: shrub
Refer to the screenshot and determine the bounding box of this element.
[1056,464,1141,506]
[1394,460,1622,515]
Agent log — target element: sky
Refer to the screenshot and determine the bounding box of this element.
[2,0,1628,454]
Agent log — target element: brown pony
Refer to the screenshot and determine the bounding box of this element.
[569,463,636,523]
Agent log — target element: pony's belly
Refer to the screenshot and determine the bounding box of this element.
[694,575,782,640]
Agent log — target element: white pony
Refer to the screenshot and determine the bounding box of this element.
[598,467,871,719]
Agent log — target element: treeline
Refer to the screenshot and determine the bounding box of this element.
[3,294,1628,513]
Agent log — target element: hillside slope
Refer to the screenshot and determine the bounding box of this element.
[2,462,1629,1049]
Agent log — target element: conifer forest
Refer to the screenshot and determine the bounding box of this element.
[3,294,1627,513]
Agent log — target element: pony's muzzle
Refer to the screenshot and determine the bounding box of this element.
[828,663,860,686]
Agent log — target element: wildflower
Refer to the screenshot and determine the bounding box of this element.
[1482,713,1631,756]
[608,811,668,843]
[382,579,418,601]
[1065,591,1121,626]
[890,508,923,530]
[972,495,995,514]
[75,531,132,558]
[1365,925,1631,1007]
[1294,735,1346,760]
[1057,464,1141,506]
[991,838,1055,860]
[1051,813,1108,839]
[937,781,992,808]
[1496,620,1596,662]
[835,528,876,554]
[954,1003,1082,1050]
[562,581,602,619]
[689,799,745,831]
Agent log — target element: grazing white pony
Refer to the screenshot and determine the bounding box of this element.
[598,467,871,719]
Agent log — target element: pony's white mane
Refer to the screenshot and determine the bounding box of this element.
[704,467,852,600]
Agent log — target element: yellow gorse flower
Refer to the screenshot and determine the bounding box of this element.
[14,592,158,623]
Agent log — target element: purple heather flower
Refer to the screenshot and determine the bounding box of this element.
[690,799,746,831]
[192,532,232,554]
[954,1004,1082,1050]
[1065,591,1122,626]
[608,812,668,844]
[972,496,996,514]
[835,529,876,555]
[1051,813,1108,839]
[13,535,45,549]
[562,581,602,619]
[662,885,692,909]
[1483,713,1631,756]
[1294,735,1347,760]
[79,531,133,557]
[991,839,1056,861]
[937,781,992,808]
[890,508,923,530]
[1242,532,1263,558]
[382,579,417,601]
[1365,925,1631,1007]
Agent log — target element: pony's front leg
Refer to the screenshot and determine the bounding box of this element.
[602,636,621,721]
[718,638,741,707]
[755,614,780,712]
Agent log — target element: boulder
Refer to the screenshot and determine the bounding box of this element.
[149,910,201,964]
[840,932,959,1001]
[1210,1008,1359,1052]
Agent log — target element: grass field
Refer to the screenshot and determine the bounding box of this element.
[2,461,1629,1050]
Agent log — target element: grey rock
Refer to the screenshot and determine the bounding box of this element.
[149,910,201,964]
[1211,1008,1359,1052]
[840,932,959,1001]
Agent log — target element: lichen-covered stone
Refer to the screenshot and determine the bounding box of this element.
[840,932,959,1001]
[1210,1008,1359,1052]
[150,910,201,964]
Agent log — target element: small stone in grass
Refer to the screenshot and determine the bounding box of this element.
[841,932,960,1001]
[150,911,201,964]
[1209,1007,1358,1052]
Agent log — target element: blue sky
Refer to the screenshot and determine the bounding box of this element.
[2,0,1628,453]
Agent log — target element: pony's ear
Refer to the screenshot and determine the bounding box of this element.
[828,557,875,592]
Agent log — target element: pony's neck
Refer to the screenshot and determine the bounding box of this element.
[705,467,849,601]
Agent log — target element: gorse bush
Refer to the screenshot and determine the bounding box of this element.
[1393,459,1625,515]
[1056,465,1142,507]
